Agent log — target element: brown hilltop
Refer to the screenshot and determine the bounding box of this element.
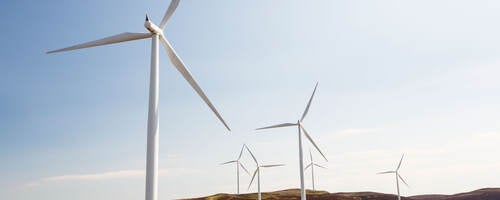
[411,188,500,200]
[182,189,410,200]
[181,188,500,200]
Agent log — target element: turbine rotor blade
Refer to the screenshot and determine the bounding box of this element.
[255,123,297,130]
[238,144,245,160]
[314,163,327,169]
[300,124,328,162]
[304,163,313,170]
[239,162,250,175]
[220,160,237,165]
[245,145,258,166]
[47,32,152,54]
[248,169,258,190]
[397,154,405,170]
[377,171,395,174]
[309,149,313,162]
[260,164,285,168]
[160,0,180,29]
[300,82,318,122]
[398,174,410,187]
[160,35,231,131]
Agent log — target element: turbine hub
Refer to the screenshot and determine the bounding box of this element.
[144,18,163,35]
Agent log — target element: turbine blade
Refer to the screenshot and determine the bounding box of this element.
[309,149,313,162]
[160,35,231,131]
[248,169,258,190]
[238,144,245,160]
[397,154,405,170]
[300,82,318,122]
[398,174,410,187]
[255,123,297,130]
[245,145,258,166]
[260,164,285,168]
[300,124,327,162]
[220,160,237,165]
[314,163,327,169]
[377,171,395,174]
[304,163,313,170]
[239,162,250,175]
[159,0,180,29]
[47,32,152,54]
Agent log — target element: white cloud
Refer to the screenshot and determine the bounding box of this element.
[404,58,500,92]
[24,168,201,188]
[335,128,379,137]
[25,170,145,187]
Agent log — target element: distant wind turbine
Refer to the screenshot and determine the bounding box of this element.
[256,82,327,200]
[377,154,410,200]
[304,149,326,191]
[245,145,284,200]
[221,144,251,195]
[47,1,230,200]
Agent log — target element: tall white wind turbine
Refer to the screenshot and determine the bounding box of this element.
[256,82,327,200]
[47,1,230,200]
[245,145,284,200]
[221,144,251,195]
[304,150,326,191]
[377,154,409,200]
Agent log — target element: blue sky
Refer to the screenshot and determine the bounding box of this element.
[1,0,500,199]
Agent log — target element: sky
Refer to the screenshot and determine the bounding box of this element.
[1,0,500,199]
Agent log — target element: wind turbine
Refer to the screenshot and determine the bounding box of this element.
[47,1,231,200]
[221,144,251,195]
[377,154,409,200]
[245,145,284,200]
[304,149,326,191]
[256,82,327,200]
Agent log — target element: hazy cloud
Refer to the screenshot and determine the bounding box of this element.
[336,128,379,136]
[25,170,145,187]
[24,167,202,188]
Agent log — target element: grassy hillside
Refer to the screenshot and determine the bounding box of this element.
[182,188,500,200]
[182,189,406,200]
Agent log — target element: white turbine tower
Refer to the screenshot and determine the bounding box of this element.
[245,145,284,200]
[47,1,231,200]
[221,144,251,195]
[304,150,326,191]
[377,154,409,200]
[256,82,327,200]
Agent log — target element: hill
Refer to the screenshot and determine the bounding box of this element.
[181,188,500,200]
[411,188,500,200]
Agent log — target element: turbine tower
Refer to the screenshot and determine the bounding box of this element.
[304,150,326,191]
[47,1,230,200]
[221,144,251,195]
[256,82,327,200]
[245,145,284,200]
[377,154,409,200]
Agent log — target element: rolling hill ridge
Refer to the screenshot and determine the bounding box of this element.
[182,188,500,200]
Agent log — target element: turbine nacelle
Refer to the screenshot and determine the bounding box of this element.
[144,14,164,35]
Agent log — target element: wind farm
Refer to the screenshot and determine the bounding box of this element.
[2,0,500,200]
